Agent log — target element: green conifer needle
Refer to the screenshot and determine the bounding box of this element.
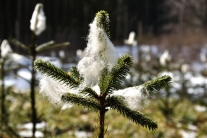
[34,59,80,88]
[96,10,110,37]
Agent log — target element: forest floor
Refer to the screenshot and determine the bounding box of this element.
[2,89,207,138]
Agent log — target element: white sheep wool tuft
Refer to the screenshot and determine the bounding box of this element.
[39,75,79,109]
[159,50,171,66]
[37,12,152,111]
[112,86,149,110]
[38,14,119,109]
[1,39,13,58]
[30,3,46,36]
[77,18,118,87]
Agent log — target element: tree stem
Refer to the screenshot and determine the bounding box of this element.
[0,60,5,136]
[31,33,37,138]
[99,96,106,138]
[99,110,105,138]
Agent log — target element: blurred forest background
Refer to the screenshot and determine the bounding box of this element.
[1,0,207,56]
[1,0,207,137]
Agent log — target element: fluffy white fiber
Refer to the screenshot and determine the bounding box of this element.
[1,39,12,58]
[30,3,46,36]
[77,18,118,87]
[39,75,79,109]
[38,14,120,109]
[112,86,149,110]
[159,50,171,66]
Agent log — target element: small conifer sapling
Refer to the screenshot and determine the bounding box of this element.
[10,3,69,137]
[0,40,21,137]
[34,11,172,138]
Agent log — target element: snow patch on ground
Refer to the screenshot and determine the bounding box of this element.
[18,122,46,138]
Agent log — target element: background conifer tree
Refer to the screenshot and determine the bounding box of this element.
[10,3,69,137]
[0,40,21,137]
[34,10,171,138]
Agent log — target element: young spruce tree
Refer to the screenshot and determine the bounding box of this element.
[10,3,69,138]
[34,11,172,138]
[0,40,20,137]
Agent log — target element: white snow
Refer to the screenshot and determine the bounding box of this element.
[17,121,46,130]
[115,46,139,63]
[188,124,198,131]
[192,62,204,73]
[71,130,92,138]
[2,56,61,92]
[180,130,197,138]
[18,122,46,138]
[200,53,206,62]
[9,53,31,66]
[5,77,30,92]
[189,75,207,86]
[19,130,44,138]
[18,69,32,81]
[188,87,205,95]
[180,124,198,138]
[195,105,206,112]
[140,45,151,53]
[115,45,158,63]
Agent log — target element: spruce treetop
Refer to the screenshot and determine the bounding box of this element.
[95,10,110,38]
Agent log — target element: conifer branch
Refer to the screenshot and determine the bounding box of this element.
[34,59,80,88]
[106,96,158,130]
[35,41,55,52]
[96,10,110,37]
[61,93,100,111]
[36,42,70,52]
[15,74,30,83]
[69,66,82,82]
[99,55,133,96]
[9,38,28,50]
[98,68,110,94]
[4,64,23,75]
[142,75,172,93]
[80,87,99,99]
